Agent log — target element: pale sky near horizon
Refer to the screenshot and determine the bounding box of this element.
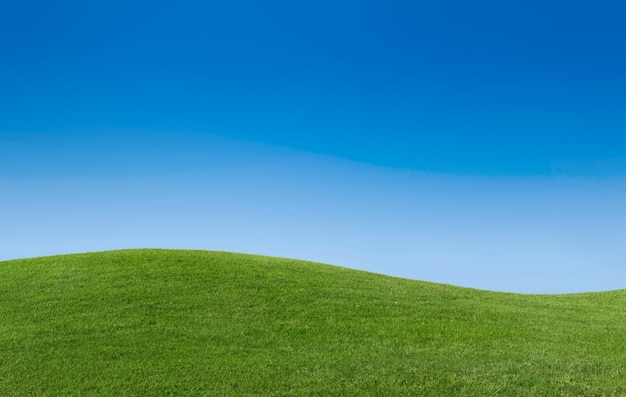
[2,1,626,293]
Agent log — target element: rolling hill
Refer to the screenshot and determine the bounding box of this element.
[1,249,625,396]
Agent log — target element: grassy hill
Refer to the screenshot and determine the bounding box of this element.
[1,249,625,396]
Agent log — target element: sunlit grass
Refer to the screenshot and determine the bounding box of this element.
[1,249,625,396]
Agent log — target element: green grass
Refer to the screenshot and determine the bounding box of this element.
[1,249,625,396]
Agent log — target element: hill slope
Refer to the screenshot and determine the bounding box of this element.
[1,249,625,396]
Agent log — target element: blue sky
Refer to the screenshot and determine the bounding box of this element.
[1,1,625,292]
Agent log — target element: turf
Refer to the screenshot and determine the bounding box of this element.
[1,249,625,396]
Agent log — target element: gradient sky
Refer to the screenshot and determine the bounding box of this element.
[2,1,625,293]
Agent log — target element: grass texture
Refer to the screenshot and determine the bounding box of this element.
[1,249,625,396]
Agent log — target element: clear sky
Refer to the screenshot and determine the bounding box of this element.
[1,1,625,293]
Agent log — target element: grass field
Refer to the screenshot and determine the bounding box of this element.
[1,249,625,396]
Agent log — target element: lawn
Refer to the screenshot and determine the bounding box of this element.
[1,249,625,396]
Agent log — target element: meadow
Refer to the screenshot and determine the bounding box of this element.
[1,249,625,396]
